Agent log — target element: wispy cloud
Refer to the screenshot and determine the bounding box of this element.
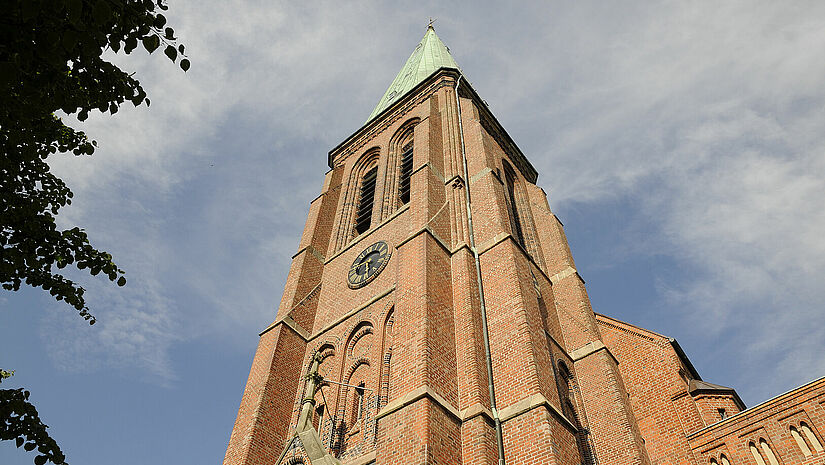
[494,1,825,401]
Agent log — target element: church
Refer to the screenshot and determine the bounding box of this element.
[222,26,825,465]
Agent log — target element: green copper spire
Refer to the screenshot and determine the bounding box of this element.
[366,26,460,123]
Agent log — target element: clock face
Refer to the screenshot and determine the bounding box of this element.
[348,241,392,289]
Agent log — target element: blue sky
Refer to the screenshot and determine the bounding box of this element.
[3,1,825,464]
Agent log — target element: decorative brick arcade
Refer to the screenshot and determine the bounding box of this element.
[223,26,825,465]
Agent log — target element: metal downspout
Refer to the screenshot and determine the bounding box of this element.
[455,74,506,465]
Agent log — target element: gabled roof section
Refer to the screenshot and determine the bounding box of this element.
[366,25,460,123]
[689,379,746,410]
[595,313,702,380]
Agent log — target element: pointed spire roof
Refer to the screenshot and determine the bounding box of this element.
[366,26,460,123]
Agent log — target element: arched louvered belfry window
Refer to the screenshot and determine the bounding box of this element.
[397,130,414,205]
[502,161,525,247]
[720,454,731,465]
[355,166,378,235]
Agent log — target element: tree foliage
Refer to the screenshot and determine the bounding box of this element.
[1,372,67,465]
[2,1,187,463]
[1,0,188,324]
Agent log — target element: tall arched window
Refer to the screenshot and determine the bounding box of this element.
[557,361,593,465]
[379,309,395,410]
[355,167,377,235]
[791,426,812,456]
[749,442,767,465]
[801,422,824,453]
[349,381,365,430]
[759,439,779,465]
[398,135,413,205]
[502,162,525,247]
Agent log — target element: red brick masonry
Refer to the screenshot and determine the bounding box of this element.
[223,68,825,465]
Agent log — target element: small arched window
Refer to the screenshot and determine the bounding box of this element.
[749,442,767,465]
[709,459,719,465]
[791,425,812,456]
[502,162,525,247]
[759,439,779,465]
[351,382,365,428]
[355,167,378,235]
[397,134,414,205]
[801,422,824,453]
[720,454,731,465]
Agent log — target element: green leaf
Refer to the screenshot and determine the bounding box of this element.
[21,0,38,21]
[180,58,190,72]
[178,44,185,54]
[117,276,127,286]
[34,455,47,465]
[67,0,83,24]
[15,437,23,448]
[92,0,112,24]
[62,30,79,52]
[24,442,36,451]
[164,27,175,39]
[164,45,177,61]
[125,36,138,53]
[142,35,160,53]
[153,14,167,28]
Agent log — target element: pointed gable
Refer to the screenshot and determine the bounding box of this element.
[366,26,460,123]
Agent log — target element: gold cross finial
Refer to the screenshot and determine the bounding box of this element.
[428,17,436,29]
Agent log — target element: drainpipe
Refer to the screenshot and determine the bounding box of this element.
[455,74,506,465]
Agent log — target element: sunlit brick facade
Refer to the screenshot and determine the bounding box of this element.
[223,27,825,465]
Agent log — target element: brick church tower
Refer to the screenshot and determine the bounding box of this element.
[224,27,825,465]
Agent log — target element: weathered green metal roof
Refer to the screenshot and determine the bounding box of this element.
[366,26,460,123]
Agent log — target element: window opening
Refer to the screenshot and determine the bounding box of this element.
[503,164,525,247]
[355,382,365,424]
[398,141,413,205]
[556,361,593,465]
[801,422,824,452]
[355,167,378,235]
[759,439,779,465]
[720,454,731,465]
[314,404,325,433]
[791,426,813,457]
[749,442,767,465]
[717,408,727,420]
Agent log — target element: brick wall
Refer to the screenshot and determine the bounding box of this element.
[223,66,825,465]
